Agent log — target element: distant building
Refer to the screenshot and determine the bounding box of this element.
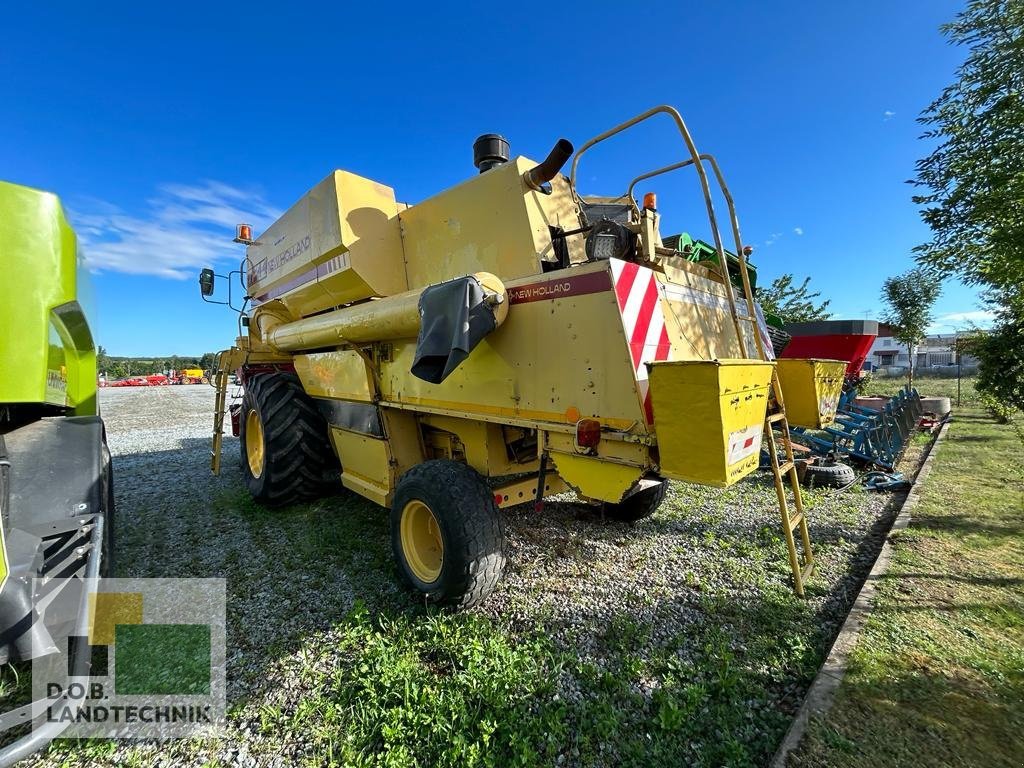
[867,324,978,373]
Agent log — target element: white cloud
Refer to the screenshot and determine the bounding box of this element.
[70,182,281,280]
[793,227,804,236]
[765,232,783,247]
[883,110,896,121]
[928,309,996,333]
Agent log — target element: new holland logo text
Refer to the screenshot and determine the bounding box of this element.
[507,271,612,305]
[248,235,312,286]
[509,281,572,302]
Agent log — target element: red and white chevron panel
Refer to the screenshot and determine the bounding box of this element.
[610,259,672,423]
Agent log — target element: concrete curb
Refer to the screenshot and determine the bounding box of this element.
[770,417,953,768]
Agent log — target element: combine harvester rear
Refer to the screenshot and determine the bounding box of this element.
[202,106,841,606]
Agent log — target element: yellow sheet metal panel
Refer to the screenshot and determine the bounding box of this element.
[550,452,643,503]
[649,359,774,487]
[775,358,847,428]
[416,414,522,477]
[0,526,7,593]
[492,473,570,508]
[399,157,577,288]
[657,267,757,362]
[294,351,374,402]
[329,428,392,506]
[247,171,407,315]
[545,430,652,467]
[378,261,648,433]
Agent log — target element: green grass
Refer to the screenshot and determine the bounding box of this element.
[790,408,1024,768]
[21,409,943,766]
[863,374,979,406]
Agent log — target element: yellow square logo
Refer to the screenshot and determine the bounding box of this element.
[88,592,143,645]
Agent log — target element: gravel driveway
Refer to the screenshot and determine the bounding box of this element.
[23,385,912,767]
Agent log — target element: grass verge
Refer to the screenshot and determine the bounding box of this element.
[790,408,1024,768]
[863,375,978,406]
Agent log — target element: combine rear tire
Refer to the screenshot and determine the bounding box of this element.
[391,460,505,608]
[240,372,337,506]
[603,480,668,522]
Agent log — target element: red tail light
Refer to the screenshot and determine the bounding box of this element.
[575,418,601,448]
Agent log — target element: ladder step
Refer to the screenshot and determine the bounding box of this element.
[787,512,803,531]
[801,562,816,581]
[767,412,787,424]
[777,461,795,475]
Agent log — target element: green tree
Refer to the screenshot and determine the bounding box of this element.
[913,0,1023,410]
[912,0,1024,309]
[96,345,110,374]
[880,268,942,389]
[755,273,832,324]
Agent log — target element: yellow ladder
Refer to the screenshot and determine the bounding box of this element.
[211,366,230,475]
[689,154,816,596]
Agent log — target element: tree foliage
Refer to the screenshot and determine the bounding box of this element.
[913,0,1024,408]
[958,323,1024,413]
[755,273,832,324]
[98,353,218,380]
[912,0,1024,308]
[880,268,942,388]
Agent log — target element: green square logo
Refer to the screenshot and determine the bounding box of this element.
[114,624,211,695]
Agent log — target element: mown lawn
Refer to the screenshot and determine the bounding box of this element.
[863,374,978,406]
[790,408,1024,768]
[12,387,930,768]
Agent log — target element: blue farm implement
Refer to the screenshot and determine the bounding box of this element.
[791,386,923,469]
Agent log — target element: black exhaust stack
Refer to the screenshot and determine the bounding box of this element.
[524,139,574,190]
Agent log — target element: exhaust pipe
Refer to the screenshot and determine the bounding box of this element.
[523,138,574,191]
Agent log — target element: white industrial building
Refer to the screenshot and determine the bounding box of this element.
[867,326,978,374]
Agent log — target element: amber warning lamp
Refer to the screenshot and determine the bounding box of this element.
[642,192,657,211]
[233,223,255,245]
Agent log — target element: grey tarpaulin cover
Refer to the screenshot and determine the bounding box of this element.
[411,276,496,384]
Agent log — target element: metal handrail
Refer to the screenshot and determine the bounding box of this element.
[569,105,753,357]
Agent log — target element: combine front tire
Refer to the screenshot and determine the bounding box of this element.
[603,479,668,522]
[240,372,337,506]
[391,460,505,608]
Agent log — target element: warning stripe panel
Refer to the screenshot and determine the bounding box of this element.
[610,258,672,423]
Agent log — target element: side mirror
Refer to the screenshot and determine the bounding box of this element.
[199,268,215,297]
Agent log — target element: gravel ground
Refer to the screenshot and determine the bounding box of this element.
[23,385,918,767]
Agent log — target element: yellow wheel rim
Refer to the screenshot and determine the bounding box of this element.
[400,500,444,583]
[245,408,265,478]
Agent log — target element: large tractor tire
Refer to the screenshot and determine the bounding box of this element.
[240,372,337,507]
[603,479,668,522]
[391,460,505,608]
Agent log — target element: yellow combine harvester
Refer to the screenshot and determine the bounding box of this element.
[200,106,841,606]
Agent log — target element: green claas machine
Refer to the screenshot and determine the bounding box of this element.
[0,181,112,763]
[203,106,841,609]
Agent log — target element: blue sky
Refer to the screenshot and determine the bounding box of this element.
[1,2,989,356]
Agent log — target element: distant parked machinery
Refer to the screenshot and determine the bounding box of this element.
[201,106,843,606]
[175,368,208,384]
